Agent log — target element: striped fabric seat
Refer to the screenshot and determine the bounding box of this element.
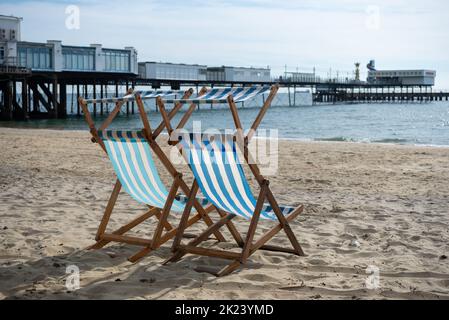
[99,131,189,212]
[179,134,296,221]
[165,86,271,104]
[84,90,185,105]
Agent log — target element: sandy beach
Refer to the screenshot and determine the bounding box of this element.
[0,127,448,300]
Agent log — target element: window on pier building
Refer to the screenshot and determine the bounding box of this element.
[62,47,95,71]
[18,46,52,70]
[0,47,4,61]
[104,50,130,72]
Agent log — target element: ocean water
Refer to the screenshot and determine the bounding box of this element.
[2,100,449,147]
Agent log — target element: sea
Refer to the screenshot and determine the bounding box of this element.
[1,91,449,147]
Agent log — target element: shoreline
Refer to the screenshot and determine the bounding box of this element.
[1,126,448,150]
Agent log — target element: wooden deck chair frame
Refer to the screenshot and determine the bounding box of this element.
[78,89,226,263]
[156,84,305,277]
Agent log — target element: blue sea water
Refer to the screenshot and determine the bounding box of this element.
[2,100,449,147]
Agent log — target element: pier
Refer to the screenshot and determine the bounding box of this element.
[309,83,448,104]
[2,71,449,121]
[0,70,137,120]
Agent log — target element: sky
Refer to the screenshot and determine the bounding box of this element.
[2,0,449,88]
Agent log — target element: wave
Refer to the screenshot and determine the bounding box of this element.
[313,136,414,145]
[314,137,357,143]
[372,138,409,144]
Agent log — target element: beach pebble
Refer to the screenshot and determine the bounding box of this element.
[140,278,156,283]
[440,255,448,261]
[106,251,117,258]
[350,240,361,248]
[2,226,7,230]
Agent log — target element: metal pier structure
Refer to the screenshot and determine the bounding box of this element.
[1,72,448,121]
[0,70,138,120]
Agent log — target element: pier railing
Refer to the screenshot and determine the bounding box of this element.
[0,64,32,75]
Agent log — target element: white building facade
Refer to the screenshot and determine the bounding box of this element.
[368,69,436,86]
[207,66,271,82]
[15,41,138,74]
[139,62,207,81]
[0,15,22,66]
[1,15,138,74]
[283,72,317,83]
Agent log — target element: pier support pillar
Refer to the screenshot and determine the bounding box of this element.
[126,81,130,116]
[93,81,97,117]
[288,86,292,107]
[32,82,39,113]
[21,79,29,120]
[115,81,119,114]
[131,81,136,114]
[12,81,18,113]
[293,85,296,106]
[76,84,81,116]
[52,79,59,118]
[59,82,67,119]
[100,83,104,116]
[0,81,13,120]
[105,84,109,114]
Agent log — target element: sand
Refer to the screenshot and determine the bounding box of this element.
[0,127,448,300]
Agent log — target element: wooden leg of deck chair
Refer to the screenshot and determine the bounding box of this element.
[165,214,237,264]
[241,184,267,264]
[152,176,181,249]
[129,212,205,264]
[196,202,303,277]
[266,188,305,256]
[88,180,121,250]
[128,176,181,263]
[178,178,226,243]
[195,260,242,277]
[90,207,159,250]
[127,248,152,264]
[216,260,242,277]
[159,212,203,246]
[128,175,181,263]
[149,141,226,243]
[217,208,244,247]
[194,201,227,243]
[171,181,199,253]
[154,208,174,231]
[186,213,236,249]
[187,211,244,276]
[250,205,304,256]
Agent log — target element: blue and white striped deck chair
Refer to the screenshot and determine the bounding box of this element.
[83,89,187,105]
[99,131,189,212]
[161,85,305,277]
[79,89,226,263]
[164,86,272,105]
[179,134,297,221]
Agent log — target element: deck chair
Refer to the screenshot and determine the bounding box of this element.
[157,85,305,277]
[78,89,226,263]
